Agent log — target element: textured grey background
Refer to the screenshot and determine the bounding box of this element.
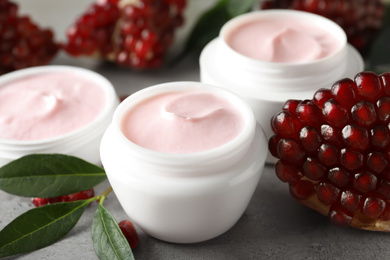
[2,1,390,259]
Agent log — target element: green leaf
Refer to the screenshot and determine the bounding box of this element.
[182,0,230,54]
[0,154,106,197]
[174,0,255,63]
[365,3,390,72]
[226,0,257,18]
[92,204,134,260]
[0,199,91,258]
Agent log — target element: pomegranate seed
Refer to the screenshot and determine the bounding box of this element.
[271,111,301,138]
[299,126,321,152]
[317,143,338,167]
[277,138,306,165]
[370,125,390,150]
[313,89,333,108]
[353,172,377,193]
[118,220,139,249]
[376,97,390,123]
[362,197,386,219]
[275,160,303,184]
[328,167,350,187]
[331,78,358,109]
[328,206,353,226]
[322,99,349,128]
[355,72,382,102]
[282,99,300,114]
[302,157,325,180]
[316,182,340,205]
[341,125,369,151]
[31,197,50,207]
[340,148,363,171]
[351,100,377,127]
[289,180,315,200]
[367,152,388,174]
[340,190,361,213]
[31,189,95,207]
[296,100,321,127]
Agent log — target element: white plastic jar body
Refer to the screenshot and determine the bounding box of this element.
[0,65,119,166]
[100,82,268,243]
[200,10,364,163]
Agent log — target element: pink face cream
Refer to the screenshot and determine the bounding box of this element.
[225,18,341,63]
[120,91,245,153]
[0,72,106,141]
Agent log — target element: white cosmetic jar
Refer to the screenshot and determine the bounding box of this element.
[0,65,119,166]
[200,10,364,163]
[100,81,267,243]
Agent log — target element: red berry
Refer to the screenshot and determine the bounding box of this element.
[31,197,50,207]
[118,220,139,249]
[261,0,385,55]
[269,71,390,230]
[31,188,95,207]
[0,0,58,74]
[63,0,186,69]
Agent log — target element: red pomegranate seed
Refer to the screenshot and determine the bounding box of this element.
[353,172,377,193]
[31,197,50,207]
[370,125,390,150]
[351,100,377,127]
[340,190,361,213]
[341,125,369,151]
[302,157,325,180]
[320,125,342,146]
[118,220,139,249]
[296,100,321,127]
[331,78,358,110]
[282,99,300,114]
[313,89,333,108]
[328,206,353,226]
[316,182,340,205]
[328,168,350,187]
[299,126,321,152]
[362,197,386,219]
[317,143,338,167]
[277,138,306,164]
[340,148,363,171]
[376,97,390,123]
[355,72,383,102]
[289,180,315,200]
[367,152,388,174]
[275,160,303,184]
[380,72,390,95]
[322,99,349,128]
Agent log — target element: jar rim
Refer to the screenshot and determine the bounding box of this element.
[220,9,347,67]
[112,81,257,167]
[0,65,118,146]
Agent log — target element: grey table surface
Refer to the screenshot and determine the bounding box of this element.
[2,1,390,259]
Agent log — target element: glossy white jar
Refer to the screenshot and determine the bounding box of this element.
[100,82,267,243]
[200,10,364,163]
[0,65,119,166]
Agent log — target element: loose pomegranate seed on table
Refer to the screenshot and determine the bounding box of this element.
[0,0,59,75]
[118,220,139,249]
[63,0,186,69]
[31,188,95,207]
[269,71,390,231]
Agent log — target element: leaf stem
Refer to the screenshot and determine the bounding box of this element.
[97,186,113,205]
